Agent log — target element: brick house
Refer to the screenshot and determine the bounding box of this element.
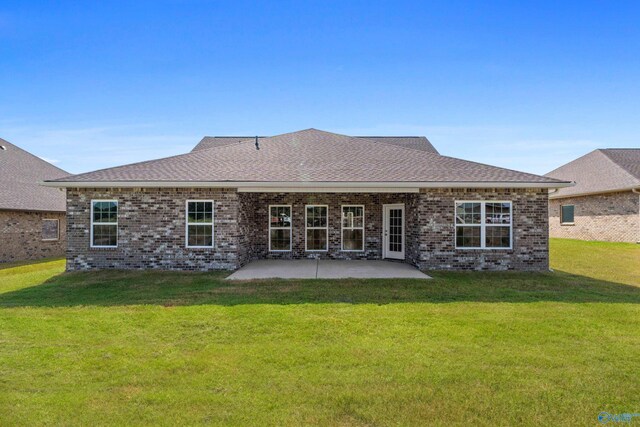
[0,138,68,263]
[45,129,571,271]
[545,149,640,243]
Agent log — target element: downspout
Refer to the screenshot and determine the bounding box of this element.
[633,188,640,243]
[547,188,560,271]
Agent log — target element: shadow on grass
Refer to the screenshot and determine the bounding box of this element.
[0,268,639,307]
[0,257,64,271]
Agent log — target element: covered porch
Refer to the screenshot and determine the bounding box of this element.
[236,190,420,267]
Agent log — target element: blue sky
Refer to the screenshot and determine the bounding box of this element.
[1,1,638,175]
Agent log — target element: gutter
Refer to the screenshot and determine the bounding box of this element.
[634,188,640,244]
[549,185,640,200]
[40,180,575,190]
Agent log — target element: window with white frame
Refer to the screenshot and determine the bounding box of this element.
[91,200,118,247]
[42,219,60,241]
[186,200,214,248]
[305,205,328,251]
[269,205,292,251]
[455,201,512,249]
[561,205,575,225]
[341,205,364,251]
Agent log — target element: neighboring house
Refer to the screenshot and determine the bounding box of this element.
[44,129,571,272]
[0,138,68,262]
[545,149,640,243]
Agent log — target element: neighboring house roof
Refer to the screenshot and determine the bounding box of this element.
[0,138,69,212]
[193,135,439,154]
[545,148,640,198]
[47,128,570,189]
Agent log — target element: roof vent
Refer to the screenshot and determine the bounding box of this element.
[255,136,259,150]
[0,145,6,150]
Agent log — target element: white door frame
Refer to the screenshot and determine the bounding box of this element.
[382,203,405,260]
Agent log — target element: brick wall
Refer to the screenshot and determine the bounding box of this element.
[66,188,240,271]
[549,191,640,243]
[65,187,550,272]
[412,188,550,271]
[0,210,66,263]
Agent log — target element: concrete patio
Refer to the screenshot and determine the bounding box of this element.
[226,259,431,280]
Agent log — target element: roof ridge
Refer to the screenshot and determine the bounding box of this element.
[598,149,640,183]
[545,148,602,176]
[300,129,442,156]
[357,135,425,138]
[0,137,69,176]
[203,135,267,139]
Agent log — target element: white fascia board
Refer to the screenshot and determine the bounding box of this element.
[41,180,575,190]
[549,185,640,199]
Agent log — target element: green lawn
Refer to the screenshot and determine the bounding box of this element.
[0,239,639,426]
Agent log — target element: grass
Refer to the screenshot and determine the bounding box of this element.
[0,239,638,426]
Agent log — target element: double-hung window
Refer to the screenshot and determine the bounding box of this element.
[91,200,118,248]
[561,205,574,225]
[341,205,364,251]
[186,200,214,248]
[305,205,328,251]
[455,201,512,249]
[269,205,292,251]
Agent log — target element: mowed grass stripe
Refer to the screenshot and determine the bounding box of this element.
[0,239,638,425]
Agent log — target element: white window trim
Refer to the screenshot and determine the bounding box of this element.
[341,205,365,252]
[90,199,118,248]
[305,204,329,252]
[269,204,292,252]
[560,204,575,225]
[42,218,60,241]
[185,200,215,249]
[455,200,513,250]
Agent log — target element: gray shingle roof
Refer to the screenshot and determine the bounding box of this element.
[545,149,640,198]
[50,129,567,186]
[193,135,439,154]
[0,138,69,212]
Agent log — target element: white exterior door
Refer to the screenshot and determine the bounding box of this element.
[383,204,405,260]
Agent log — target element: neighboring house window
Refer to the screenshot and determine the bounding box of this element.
[186,200,214,248]
[305,205,328,251]
[42,219,59,241]
[342,205,364,251]
[455,201,512,249]
[269,205,292,251]
[91,200,118,248]
[561,205,575,225]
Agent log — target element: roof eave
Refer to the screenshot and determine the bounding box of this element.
[42,180,574,190]
[550,185,640,199]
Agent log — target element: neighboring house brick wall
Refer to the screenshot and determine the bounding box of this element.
[549,191,640,243]
[65,187,549,272]
[0,210,66,263]
[412,188,549,271]
[66,188,241,271]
